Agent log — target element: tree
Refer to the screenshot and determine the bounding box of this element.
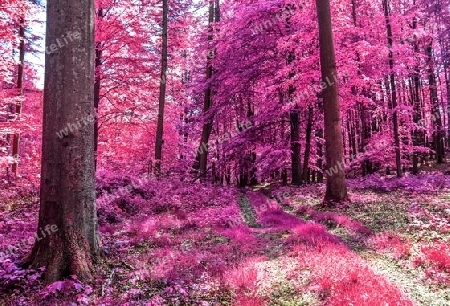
[193,0,219,181]
[24,0,99,282]
[426,41,445,163]
[287,4,302,186]
[383,0,403,178]
[11,16,25,175]
[316,0,349,204]
[303,105,313,182]
[154,0,169,178]
[94,7,104,170]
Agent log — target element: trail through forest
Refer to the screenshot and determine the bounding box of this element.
[2,175,449,304]
[2,0,450,304]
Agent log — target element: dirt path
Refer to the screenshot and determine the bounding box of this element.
[260,189,450,306]
[236,190,416,305]
[360,251,450,305]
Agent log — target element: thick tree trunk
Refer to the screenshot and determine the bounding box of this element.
[316,0,348,204]
[154,0,169,178]
[23,0,99,283]
[11,17,25,175]
[383,0,403,177]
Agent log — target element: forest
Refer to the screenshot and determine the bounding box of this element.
[0,0,450,304]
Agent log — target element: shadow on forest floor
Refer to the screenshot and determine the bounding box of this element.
[0,174,449,305]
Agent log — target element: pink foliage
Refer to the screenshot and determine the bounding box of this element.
[296,205,372,236]
[234,296,267,306]
[369,232,412,260]
[293,243,413,305]
[417,243,450,276]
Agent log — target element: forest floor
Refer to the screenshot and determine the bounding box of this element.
[0,172,449,305]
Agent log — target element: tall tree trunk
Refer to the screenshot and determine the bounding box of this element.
[316,0,348,204]
[446,62,450,146]
[360,99,373,175]
[24,0,99,283]
[383,0,403,177]
[411,12,422,175]
[302,105,313,183]
[316,127,324,183]
[93,8,104,170]
[246,101,257,186]
[347,109,357,159]
[426,42,445,163]
[154,0,169,178]
[412,71,422,174]
[215,0,220,22]
[289,76,301,185]
[11,17,25,175]
[444,48,450,146]
[286,7,302,186]
[290,107,302,185]
[316,96,324,183]
[278,90,288,185]
[194,0,218,181]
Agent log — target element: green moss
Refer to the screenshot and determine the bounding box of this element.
[269,283,319,306]
[237,193,261,228]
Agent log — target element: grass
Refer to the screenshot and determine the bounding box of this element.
[237,193,261,228]
[284,187,450,305]
[2,179,448,305]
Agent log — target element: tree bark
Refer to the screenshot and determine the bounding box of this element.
[11,17,25,175]
[94,8,104,170]
[316,127,324,183]
[290,108,302,185]
[444,48,450,146]
[411,13,422,175]
[286,8,301,186]
[154,0,169,178]
[194,0,218,181]
[302,105,313,183]
[316,0,348,204]
[24,0,99,283]
[426,42,445,163]
[383,0,403,177]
